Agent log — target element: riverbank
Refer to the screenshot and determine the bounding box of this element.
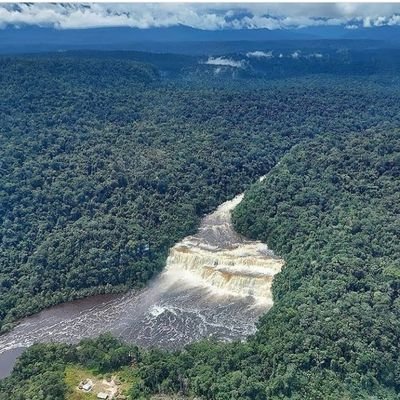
[0,190,283,379]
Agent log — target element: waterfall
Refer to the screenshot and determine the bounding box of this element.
[0,186,284,376]
[164,192,284,304]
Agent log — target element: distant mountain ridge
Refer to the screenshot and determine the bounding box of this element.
[1,24,400,54]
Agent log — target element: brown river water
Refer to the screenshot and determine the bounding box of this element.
[0,192,283,378]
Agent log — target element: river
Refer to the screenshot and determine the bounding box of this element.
[0,192,283,378]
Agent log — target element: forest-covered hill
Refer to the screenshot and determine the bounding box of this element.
[232,129,400,398]
[10,46,400,80]
[0,52,399,399]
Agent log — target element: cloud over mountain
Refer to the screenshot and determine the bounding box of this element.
[1,3,400,31]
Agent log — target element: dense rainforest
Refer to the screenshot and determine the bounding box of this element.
[232,130,400,398]
[1,129,398,399]
[0,49,399,398]
[2,52,400,332]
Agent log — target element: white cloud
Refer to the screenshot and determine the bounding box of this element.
[1,4,400,31]
[363,17,372,28]
[388,15,400,26]
[246,51,273,59]
[204,57,244,68]
[307,53,323,58]
[291,51,301,59]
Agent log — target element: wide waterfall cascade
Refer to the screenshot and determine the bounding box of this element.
[0,186,284,378]
[164,193,284,303]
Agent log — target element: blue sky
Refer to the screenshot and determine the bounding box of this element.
[1,3,400,30]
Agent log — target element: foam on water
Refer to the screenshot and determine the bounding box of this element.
[164,192,283,303]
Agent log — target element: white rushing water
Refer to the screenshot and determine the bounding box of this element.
[164,194,283,303]
[0,189,284,378]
